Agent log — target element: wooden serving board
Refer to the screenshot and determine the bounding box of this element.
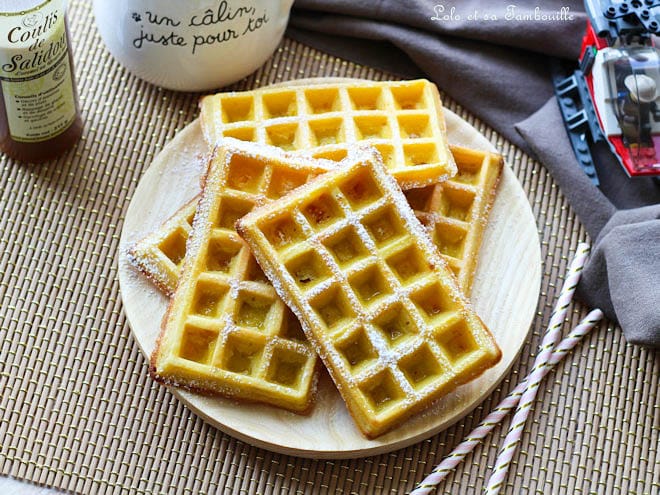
[117,98,541,459]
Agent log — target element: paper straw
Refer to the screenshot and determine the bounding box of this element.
[484,243,592,495]
[410,308,603,495]
[411,242,594,495]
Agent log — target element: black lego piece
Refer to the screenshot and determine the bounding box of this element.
[552,63,603,185]
[585,0,660,39]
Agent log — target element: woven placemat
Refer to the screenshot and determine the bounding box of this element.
[1,1,657,494]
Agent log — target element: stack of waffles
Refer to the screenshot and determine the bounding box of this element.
[128,79,504,437]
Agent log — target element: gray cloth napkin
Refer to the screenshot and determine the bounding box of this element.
[288,0,660,347]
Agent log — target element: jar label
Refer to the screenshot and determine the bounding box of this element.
[0,0,77,143]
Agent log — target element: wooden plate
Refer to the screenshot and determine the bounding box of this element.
[117,100,541,459]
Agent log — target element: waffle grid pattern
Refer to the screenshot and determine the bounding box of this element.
[237,150,500,437]
[200,79,456,189]
[128,145,502,297]
[153,140,330,412]
[406,145,503,292]
[1,5,657,493]
[127,199,197,296]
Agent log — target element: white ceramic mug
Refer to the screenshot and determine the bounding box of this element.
[92,0,294,91]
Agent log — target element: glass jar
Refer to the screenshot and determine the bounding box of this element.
[0,0,82,163]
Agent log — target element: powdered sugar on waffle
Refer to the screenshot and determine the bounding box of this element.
[151,138,338,412]
[200,80,458,190]
[237,144,501,437]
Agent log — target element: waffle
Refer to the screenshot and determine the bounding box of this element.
[128,145,502,297]
[405,145,503,293]
[128,199,197,297]
[236,147,502,438]
[151,138,333,413]
[200,79,456,190]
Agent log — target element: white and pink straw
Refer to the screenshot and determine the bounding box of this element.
[412,243,603,495]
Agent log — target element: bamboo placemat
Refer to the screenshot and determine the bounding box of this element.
[0,1,658,494]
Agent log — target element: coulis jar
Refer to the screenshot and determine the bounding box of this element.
[0,0,82,163]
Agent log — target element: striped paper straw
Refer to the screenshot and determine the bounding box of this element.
[410,308,603,495]
[484,243,592,495]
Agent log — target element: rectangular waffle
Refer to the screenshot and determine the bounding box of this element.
[128,198,197,297]
[404,145,503,292]
[128,145,502,296]
[151,138,333,413]
[236,147,502,437]
[200,79,457,190]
